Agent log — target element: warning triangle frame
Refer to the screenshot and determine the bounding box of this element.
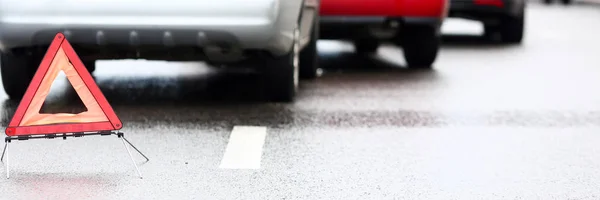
[5,33,122,136]
[1,32,148,179]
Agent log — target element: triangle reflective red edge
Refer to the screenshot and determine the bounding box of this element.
[5,33,122,136]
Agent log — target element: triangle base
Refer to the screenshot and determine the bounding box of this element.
[7,122,115,135]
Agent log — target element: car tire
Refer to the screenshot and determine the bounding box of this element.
[543,0,552,4]
[299,11,319,80]
[1,52,43,100]
[400,25,440,69]
[485,7,525,44]
[560,0,572,4]
[498,14,525,44]
[84,60,96,73]
[262,28,300,102]
[353,40,380,54]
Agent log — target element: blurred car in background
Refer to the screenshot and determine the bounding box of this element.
[449,0,526,43]
[319,0,449,69]
[0,0,321,102]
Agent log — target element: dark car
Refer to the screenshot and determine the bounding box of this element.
[449,0,526,44]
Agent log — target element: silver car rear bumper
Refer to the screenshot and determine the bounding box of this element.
[0,0,298,56]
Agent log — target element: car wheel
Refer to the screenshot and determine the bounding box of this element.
[484,18,524,44]
[84,60,96,73]
[485,7,525,44]
[299,11,319,80]
[544,0,552,4]
[353,40,380,54]
[263,28,300,102]
[498,13,525,44]
[399,25,440,69]
[560,0,572,4]
[1,51,43,100]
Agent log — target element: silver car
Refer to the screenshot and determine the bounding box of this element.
[0,0,321,102]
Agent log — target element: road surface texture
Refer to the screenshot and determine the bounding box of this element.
[1,2,600,200]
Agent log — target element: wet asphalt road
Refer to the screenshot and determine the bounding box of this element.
[1,2,600,200]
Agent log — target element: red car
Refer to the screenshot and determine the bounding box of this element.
[319,0,449,69]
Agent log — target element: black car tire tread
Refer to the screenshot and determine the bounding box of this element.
[498,14,525,44]
[299,11,319,80]
[263,50,297,102]
[1,52,43,100]
[484,4,525,44]
[84,60,96,73]
[400,25,440,69]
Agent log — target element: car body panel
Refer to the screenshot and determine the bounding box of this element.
[0,0,316,62]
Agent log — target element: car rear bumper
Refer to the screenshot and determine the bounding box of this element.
[320,16,442,26]
[0,0,293,55]
[319,16,442,40]
[0,19,274,51]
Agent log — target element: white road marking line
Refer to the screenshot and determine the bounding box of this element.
[219,126,267,169]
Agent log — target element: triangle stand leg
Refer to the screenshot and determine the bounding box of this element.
[2,139,10,179]
[122,137,150,162]
[1,141,6,162]
[117,132,146,179]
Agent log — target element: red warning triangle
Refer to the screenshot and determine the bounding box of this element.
[5,33,122,136]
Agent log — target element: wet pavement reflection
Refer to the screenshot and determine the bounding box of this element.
[1,3,600,199]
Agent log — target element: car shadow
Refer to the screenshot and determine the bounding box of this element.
[440,34,523,49]
[0,43,441,128]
